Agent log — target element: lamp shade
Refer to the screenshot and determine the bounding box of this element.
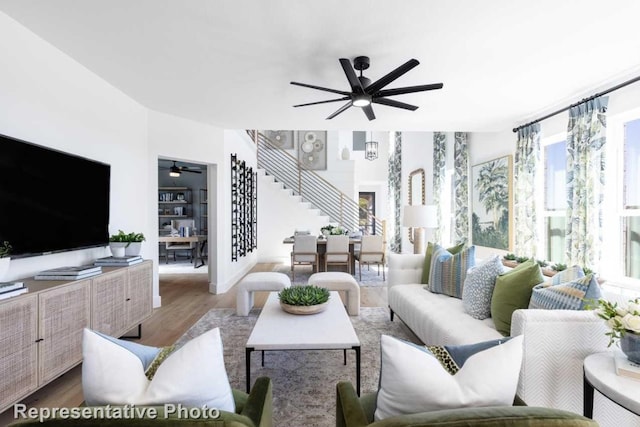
[403,205,438,228]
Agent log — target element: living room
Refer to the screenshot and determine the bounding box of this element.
[1,1,640,426]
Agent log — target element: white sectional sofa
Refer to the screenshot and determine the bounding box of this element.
[388,253,640,427]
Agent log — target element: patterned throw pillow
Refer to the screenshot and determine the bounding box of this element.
[375,335,523,420]
[428,244,475,298]
[462,255,505,319]
[549,265,585,285]
[421,242,465,284]
[529,273,602,310]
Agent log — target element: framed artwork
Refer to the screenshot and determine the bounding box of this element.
[297,130,327,170]
[263,130,294,149]
[471,155,513,250]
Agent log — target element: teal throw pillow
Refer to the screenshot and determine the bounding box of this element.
[490,260,543,336]
[420,241,465,284]
[428,244,475,298]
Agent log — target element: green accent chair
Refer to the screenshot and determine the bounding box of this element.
[336,381,598,427]
[10,377,272,427]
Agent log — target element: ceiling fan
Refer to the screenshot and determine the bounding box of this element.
[162,161,202,177]
[290,56,443,121]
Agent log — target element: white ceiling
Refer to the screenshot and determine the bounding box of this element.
[2,0,640,132]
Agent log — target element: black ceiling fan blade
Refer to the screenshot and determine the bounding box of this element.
[339,58,364,94]
[373,98,419,111]
[290,81,350,96]
[180,169,202,174]
[362,104,376,121]
[326,101,353,120]
[365,59,420,94]
[294,97,350,107]
[374,83,444,98]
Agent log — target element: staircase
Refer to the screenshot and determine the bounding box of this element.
[246,130,385,236]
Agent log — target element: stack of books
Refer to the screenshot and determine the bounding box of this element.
[614,352,640,381]
[35,265,102,281]
[0,282,28,300]
[94,255,143,267]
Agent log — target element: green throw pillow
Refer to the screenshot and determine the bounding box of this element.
[421,242,465,284]
[490,260,543,336]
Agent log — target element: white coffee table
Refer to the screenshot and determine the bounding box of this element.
[245,291,361,394]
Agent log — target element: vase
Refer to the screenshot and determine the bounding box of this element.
[0,257,10,281]
[621,332,640,364]
[124,242,142,256]
[109,242,126,257]
[341,146,350,160]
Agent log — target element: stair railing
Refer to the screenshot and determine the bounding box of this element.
[246,130,385,237]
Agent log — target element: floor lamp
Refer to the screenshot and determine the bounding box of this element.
[403,205,438,254]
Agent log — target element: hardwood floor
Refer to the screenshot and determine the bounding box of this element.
[0,263,388,425]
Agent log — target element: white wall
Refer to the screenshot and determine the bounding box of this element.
[0,11,154,298]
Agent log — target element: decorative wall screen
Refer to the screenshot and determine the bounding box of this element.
[231,154,257,261]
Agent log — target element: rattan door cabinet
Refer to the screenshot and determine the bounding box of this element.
[0,260,153,413]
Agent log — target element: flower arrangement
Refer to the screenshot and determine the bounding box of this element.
[594,298,640,346]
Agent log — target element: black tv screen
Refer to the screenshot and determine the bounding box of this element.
[0,132,110,257]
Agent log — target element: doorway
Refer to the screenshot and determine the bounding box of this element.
[157,159,208,273]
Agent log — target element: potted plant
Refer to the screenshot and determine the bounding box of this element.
[0,241,11,280]
[109,230,145,257]
[278,285,330,315]
[124,232,145,256]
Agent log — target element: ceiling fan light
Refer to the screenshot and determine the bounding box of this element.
[169,170,181,177]
[352,95,371,107]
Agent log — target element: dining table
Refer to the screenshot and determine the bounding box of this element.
[283,236,361,274]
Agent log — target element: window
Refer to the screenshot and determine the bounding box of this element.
[542,139,567,264]
[352,131,366,151]
[622,119,640,279]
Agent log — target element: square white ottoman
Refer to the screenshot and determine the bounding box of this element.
[308,272,360,316]
[236,272,291,316]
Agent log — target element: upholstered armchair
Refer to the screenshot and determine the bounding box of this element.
[336,381,597,427]
[9,377,273,427]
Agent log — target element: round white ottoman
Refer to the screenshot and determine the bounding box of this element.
[236,272,291,316]
[308,272,360,316]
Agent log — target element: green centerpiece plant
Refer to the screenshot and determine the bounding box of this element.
[278,285,330,315]
[0,241,11,258]
[109,230,146,256]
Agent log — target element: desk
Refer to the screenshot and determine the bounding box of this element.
[283,237,361,274]
[159,235,207,268]
[583,351,640,418]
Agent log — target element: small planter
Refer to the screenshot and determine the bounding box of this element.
[621,332,640,364]
[0,257,10,281]
[280,301,329,315]
[109,242,127,257]
[124,242,142,256]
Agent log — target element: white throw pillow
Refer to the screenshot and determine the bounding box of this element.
[82,327,235,411]
[374,334,524,420]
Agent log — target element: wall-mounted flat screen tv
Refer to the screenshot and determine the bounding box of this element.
[0,132,110,258]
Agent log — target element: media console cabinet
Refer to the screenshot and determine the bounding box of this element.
[0,260,153,413]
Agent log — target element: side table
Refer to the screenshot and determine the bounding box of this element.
[583,351,640,418]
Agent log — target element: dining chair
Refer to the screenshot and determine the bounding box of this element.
[325,235,350,273]
[290,234,318,281]
[354,235,385,281]
[165,219,196,263]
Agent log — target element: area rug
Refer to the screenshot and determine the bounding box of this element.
[175,307,417,427]
[274,264,387,287]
